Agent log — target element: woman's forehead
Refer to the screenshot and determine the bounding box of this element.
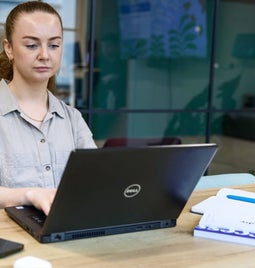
[13,11,62,38]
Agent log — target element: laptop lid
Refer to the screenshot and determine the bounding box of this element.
[5,143,217,243]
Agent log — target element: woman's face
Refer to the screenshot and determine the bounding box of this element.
[4,11,63,85]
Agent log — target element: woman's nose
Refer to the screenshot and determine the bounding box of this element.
[38,46,49,60]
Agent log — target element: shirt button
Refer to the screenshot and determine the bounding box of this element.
[40,139,46,143]
[45,166,51,171]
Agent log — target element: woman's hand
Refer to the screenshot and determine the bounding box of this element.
[25,188,57,215]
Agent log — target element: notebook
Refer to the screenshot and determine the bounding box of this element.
[5,143,217,243]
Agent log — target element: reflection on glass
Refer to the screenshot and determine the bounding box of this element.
[211,112,255,175]
[93,0,211,111]
[118,0,210,110]
[164,112,207,136]
[91,113,127,139]
[92,0,213,138]
[118,0,207,59]
[213,1,255,110]
[91,112,207,140]
[93,34,127,109]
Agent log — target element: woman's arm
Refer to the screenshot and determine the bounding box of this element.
[0,186,56,215]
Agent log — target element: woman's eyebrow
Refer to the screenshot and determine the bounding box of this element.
[22,36,62,41]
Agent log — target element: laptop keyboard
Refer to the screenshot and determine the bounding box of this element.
[30,214,46,226]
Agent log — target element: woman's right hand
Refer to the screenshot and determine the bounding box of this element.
[24,188,57,215]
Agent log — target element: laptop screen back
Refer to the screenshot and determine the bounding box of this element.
[42,144,217,235]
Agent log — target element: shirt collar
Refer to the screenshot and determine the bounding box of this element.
[0,79,65,119]
[0,79,18,115]
[48,90,65,119]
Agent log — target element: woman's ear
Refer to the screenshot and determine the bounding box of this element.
[3,39,13,61]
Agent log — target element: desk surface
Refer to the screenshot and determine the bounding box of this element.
[1,185,255,268]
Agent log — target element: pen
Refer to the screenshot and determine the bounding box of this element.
[227,194,255,204]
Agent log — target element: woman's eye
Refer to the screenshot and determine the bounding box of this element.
[26,44,37,49]
[49,44,60,49]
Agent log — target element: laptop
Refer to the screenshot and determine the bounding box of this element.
[5,143,217,243]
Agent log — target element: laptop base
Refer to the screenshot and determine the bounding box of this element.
[41,219,176,243]
[5,206,176,243]
[4,144,217,244]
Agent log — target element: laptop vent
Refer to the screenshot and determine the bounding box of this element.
[72,230,106,240]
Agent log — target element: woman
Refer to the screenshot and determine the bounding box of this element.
[0,1,96,215]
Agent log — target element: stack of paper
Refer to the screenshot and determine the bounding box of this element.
[192,188,255,246]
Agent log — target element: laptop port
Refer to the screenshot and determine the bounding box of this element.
[51,233,64,241]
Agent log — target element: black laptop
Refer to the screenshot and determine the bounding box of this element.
[5,144,217,243]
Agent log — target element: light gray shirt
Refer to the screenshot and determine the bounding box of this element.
[0,79,97,188]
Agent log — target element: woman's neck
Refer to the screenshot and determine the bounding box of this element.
[8,80,49,125]
[9,79,48,102]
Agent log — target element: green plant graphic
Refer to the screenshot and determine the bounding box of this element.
[168,14,197,57]
[122,39,147,58]
[150,34,166,58]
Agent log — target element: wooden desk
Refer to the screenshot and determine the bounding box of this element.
[1,185,255,267]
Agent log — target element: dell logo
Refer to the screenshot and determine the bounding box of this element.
[124,184,141,198]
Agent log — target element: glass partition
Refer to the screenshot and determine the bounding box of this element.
[89,0,214,139]
[2,0,255,175]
